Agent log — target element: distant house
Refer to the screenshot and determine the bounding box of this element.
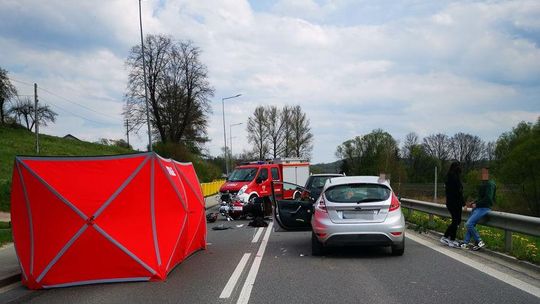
[63,134,81,141]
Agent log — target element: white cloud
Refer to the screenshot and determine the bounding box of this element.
[1,0,539,162]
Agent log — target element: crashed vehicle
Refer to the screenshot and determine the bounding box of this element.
[218,159,309,218]
[273,176,405,256]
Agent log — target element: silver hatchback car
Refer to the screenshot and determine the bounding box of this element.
[273,176,405,256]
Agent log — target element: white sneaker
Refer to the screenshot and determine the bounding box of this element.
[440,237,449,245]
[447,240,460,248]
[477,240,486,248]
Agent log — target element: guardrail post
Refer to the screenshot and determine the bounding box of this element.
[504,230,512,253]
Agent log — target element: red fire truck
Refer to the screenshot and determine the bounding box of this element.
[219,158,310,205]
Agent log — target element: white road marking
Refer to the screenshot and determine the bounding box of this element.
[237,222,273,304]
[407,233,540,298]
[219,253,252,299]
[0,281,21,294]
[251,228,263,243]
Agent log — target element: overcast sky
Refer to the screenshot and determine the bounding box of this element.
[1,0,539,163]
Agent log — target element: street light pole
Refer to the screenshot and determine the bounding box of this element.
[222,94,242,176]
[230,122,243,170]
[139,0,152,151]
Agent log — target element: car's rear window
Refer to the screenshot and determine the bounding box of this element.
[307,176,338,190]
[324,184,391,203]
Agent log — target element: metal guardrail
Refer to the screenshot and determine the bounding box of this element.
[400,198,540,252]
[200,180,225,197]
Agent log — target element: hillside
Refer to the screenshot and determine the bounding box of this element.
[311,160,343,174]
[0,125,134,211]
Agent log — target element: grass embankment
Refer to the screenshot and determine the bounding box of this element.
[0,125,133,212]
[404,208,539,265]
[0,221,11,247]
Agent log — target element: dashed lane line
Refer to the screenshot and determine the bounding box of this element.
[220,253,252,299]
[236,222,273,304]
[251,228,263,243]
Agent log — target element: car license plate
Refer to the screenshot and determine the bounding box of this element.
[343,210,376,219]
[233,206,243,211]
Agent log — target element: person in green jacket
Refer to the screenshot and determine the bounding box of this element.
[461,167,496,251]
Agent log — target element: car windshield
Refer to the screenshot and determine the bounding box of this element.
[324,183,391,203]
[228,168,258,182]
[307,176,338,190]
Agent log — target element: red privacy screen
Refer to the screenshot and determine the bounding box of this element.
[10,152,206,289]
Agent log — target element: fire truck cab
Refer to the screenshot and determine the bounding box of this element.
[219,159,310,204]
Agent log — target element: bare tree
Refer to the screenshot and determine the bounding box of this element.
[450,132,485,169]
[289,105,313,159]
[422,133,451,162]
[9,97,57,131]
[281,105,293,157]
[484,141,496,162]
[401,132,419,160]
[125,35,213,151]
[266,105,285,158]
[0,67,18,124]
[247,106,269,160]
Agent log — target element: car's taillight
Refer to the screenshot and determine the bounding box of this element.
[317,195,328,213]
[389,193,400,212]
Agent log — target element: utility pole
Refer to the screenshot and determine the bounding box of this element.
[125,118,130,146]
[139,0,152,151]
[34,83,39,154]
[434,166,438,203]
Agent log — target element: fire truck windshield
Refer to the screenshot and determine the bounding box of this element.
[228,168,258,182]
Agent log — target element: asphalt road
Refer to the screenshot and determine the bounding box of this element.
[1,210,539,304]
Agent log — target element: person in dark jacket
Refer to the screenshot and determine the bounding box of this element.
[461,167,496,250]
[440,161,465,247]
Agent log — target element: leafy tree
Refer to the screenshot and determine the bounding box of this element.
[0,67,17,124]
[125,35,213,152]
[495,118,540,215]
[336,129,402,179]
[406,145,439,183]
[8,97,57,131]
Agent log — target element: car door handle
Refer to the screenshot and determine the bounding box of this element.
[289,205,302,215]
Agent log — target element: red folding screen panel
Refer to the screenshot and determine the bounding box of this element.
[10,152,206,289]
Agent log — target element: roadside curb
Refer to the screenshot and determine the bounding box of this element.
[406,222,540,272]
[204,194,219,210]
[0,273,20,288]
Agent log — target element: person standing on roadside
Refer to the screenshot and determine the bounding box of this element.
[461,167,496,251]
[440,161,465,248]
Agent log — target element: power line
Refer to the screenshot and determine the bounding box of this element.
[8,76,122,120]
[40,97,117,125]
[39,87,121,120]
[8,77,33,87]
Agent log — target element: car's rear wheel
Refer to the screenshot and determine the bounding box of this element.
[391,239,405,256]
[311,232,325,256]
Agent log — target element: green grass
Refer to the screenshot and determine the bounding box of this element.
[404,208,539,265]
[0,230,12,247]
[0,221,12,247]
[0,125,134,211]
